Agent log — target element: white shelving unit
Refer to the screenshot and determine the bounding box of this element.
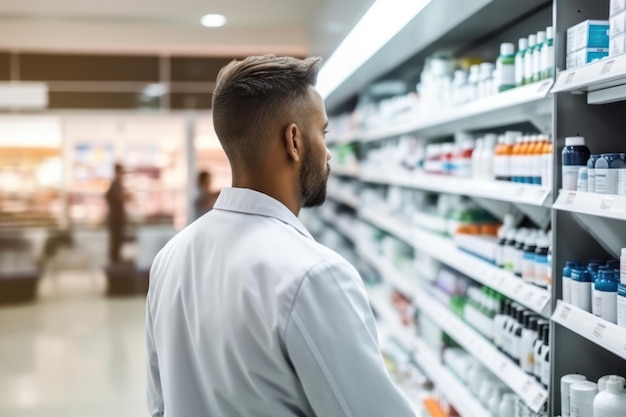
[327,130,359,146]
[318,209,356,243]
[364,255,548,412]
[553,190,626,221]
[551,54,626,104]
[552,301,626,360]
[326,188,360,209]
[359,80,553,143]
[366,286,491,417]
[359,207,552,316]
[360,169,552,207]
[330,165,360,178]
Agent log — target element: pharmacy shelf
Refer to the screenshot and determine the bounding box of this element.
[330,165,360,178]
[360,169,552,207]
[326,188,360,209]
[366,286,491,417]
[359,207,552,316]
[553,190,626,221]
[552,301,626,360]
[359,245,421,300]
[551,55,626,104]
[359,80,553,143]
[318,209,356,243]
[327,130,359,146]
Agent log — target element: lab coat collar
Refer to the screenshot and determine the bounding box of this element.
[213,187,314,240]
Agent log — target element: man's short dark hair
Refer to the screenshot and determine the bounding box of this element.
[212,55,322,167]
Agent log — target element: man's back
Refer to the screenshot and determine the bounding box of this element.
[146,188,415,417]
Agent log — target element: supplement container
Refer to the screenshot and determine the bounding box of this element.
[594,376,626,417]
[598,375,626,392]
[571,268,592,312]
[617,284,626,328]
[497,42,516,91]
[577,167,588,192]
[570,381,598,417]
[562,374,588,417]
[562,137,591,191]
[516,38,528,87]
[596,153,625,194]
[563,261,580,303]
[587,154,600,193]
[592,270,618,324]
[621,248,626,284]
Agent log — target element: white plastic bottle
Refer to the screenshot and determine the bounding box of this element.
[524,34,537,85]
[499,393,517,417]
[496,42,516,92]
[571,381,598,417]
[533,31,546,82]
[543,26,555,79]
[483,133,497,180]
[598,375,626,392]
[542,135,553,190]
[520,315,539,374]
[533,320,549,381]
[562,374,588,417]
[594,376,626,417]
[472,138,483,179]
[515,38,528,87]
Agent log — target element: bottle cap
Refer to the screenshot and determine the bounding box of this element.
[536,31,546,43]
[519,38,528,50]
[565,136,585,146]
[501,42,515,55]
[607,375,625,394]
[622,248,626,257]
[542,325,549,344]
[571,268,592,283]
[598,375,626,392]
[528,34,537,46]
[546,26,554,39]
[570,381,598,400]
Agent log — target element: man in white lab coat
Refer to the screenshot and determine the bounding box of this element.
[146,55,416,417]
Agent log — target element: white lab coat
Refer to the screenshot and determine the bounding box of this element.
[146,187,416,417]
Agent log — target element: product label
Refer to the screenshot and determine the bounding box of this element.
[525,48,534,82]
[592,288,602,316]
[595,168,612,193]
[515,55,525,85]
[522,255,535,284]
[533,49,542,82]
[562,165,583,191]
[497,61,515,88]
[618,293,626,328]
[618,169,626,195]
[544,44,555,78]
[588,168,596,193]
[535,255,548,287]
[571,280,592,312]
[541,356,550,385]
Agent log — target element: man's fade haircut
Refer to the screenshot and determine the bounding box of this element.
[212,55,322,167]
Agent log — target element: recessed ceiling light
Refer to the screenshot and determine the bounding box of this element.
[201,14,227,28]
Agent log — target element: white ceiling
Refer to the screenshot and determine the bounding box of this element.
[0,0,374,57]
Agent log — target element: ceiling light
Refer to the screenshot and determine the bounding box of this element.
[201,14,227,28]
[316,0,432,99]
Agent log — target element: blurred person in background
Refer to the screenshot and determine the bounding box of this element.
[193,170,219,220]
[146,55,415,417]
[105,163,129,264]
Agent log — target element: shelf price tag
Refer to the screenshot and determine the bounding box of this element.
[560,304,572,321]
[593,322,607,340]
[536,80,551,94]
[600,60,615,75]
[531,392,547,411]
[521,379,532,394]
[564,72,577,85]
[600,198,614,211]
[565,192,577,205]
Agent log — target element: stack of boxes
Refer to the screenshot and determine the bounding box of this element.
[610,0,626,56]
[566,20,610,69]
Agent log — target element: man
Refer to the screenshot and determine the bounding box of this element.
[193,170,219,220]
[105,163,127,264]
[146,55,415,417]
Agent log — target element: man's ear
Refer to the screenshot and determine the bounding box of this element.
[283,123,301,163]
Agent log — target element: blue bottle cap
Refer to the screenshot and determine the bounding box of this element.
[571,268,592,283]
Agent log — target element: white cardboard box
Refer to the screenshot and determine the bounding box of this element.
[566,48,610,69]
[610,33,626,56]
[610,11,626,36]
[567,20,610,53]
[612,0,626,16]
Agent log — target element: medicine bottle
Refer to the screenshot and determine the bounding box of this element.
[497,42,516,91]
[562,137,590,191]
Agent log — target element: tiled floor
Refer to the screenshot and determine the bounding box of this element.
[0,271,147,417]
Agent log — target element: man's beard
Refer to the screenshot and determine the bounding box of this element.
[300,144,329,208]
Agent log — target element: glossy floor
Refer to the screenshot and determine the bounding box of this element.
[0,271,147,417]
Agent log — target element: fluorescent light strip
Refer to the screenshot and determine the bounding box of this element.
[316,0,432,99]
